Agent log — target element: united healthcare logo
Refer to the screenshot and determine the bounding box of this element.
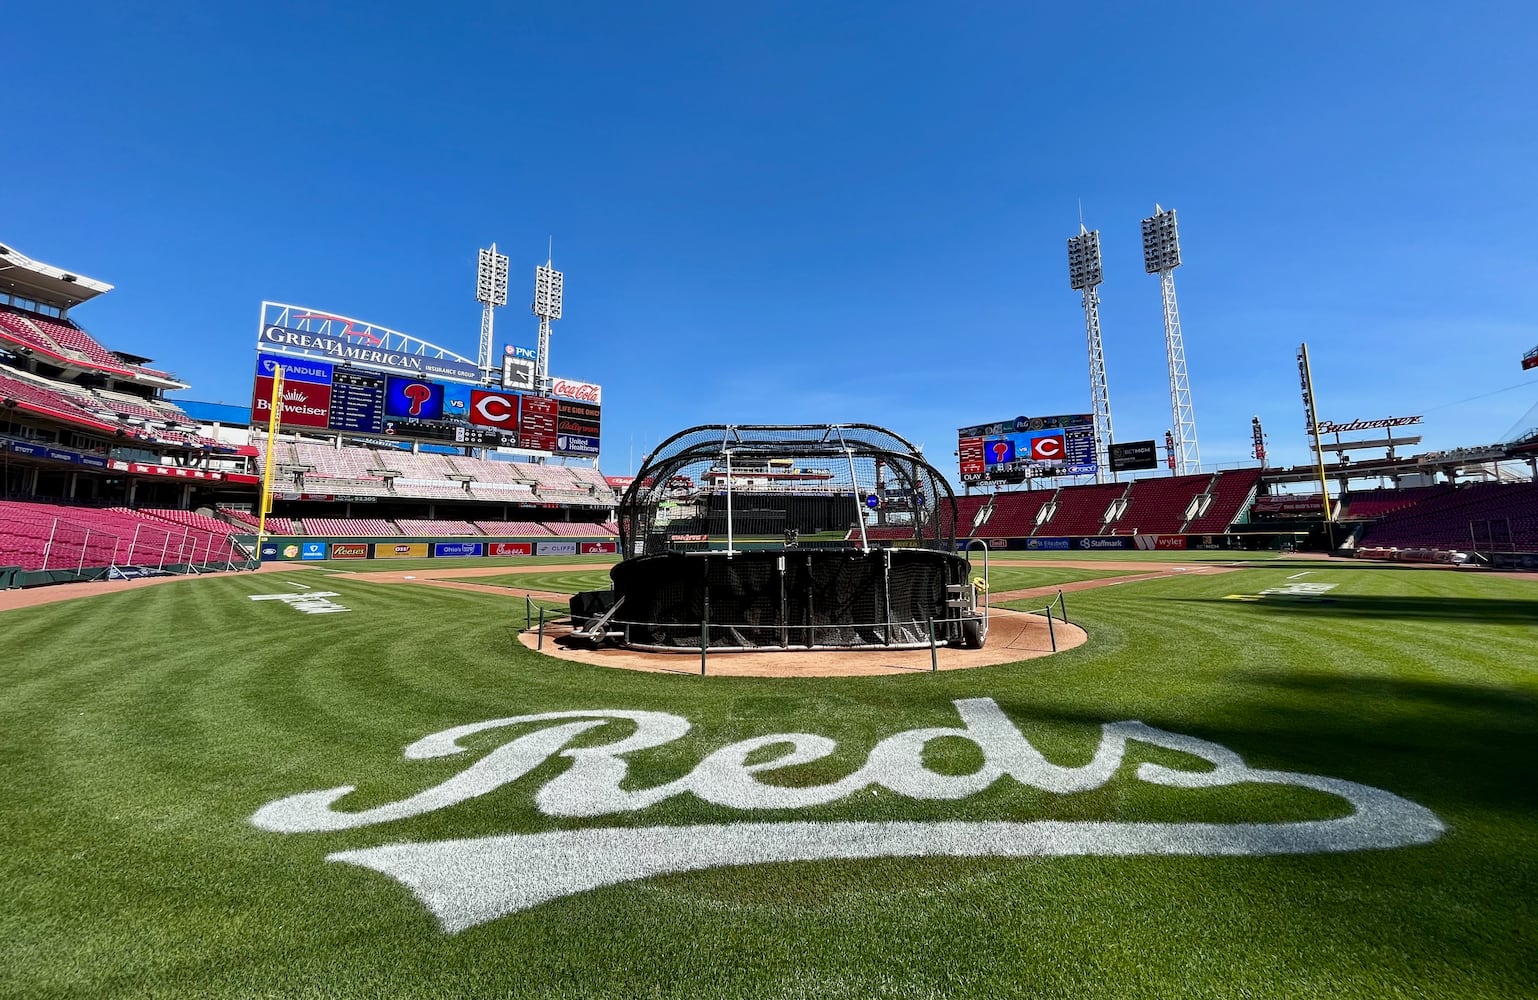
[252,699,1444,933]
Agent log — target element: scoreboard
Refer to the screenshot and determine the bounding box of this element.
[253,353,600,456]
[957,413,1096,483]
[329,369,385,434]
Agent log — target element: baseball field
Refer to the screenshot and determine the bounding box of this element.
[2,552,1534,998]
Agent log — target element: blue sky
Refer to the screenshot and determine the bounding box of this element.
[4,1,1535,479]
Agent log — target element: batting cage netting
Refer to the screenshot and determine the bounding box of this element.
[567,424,985,652]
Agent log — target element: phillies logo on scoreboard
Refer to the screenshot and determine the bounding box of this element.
[469,390,520,428]
[551,379,602,404]
[384,376,445,421]
[1031,435,1065,461]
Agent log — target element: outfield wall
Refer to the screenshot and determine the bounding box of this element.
[955,534,1260,553]
[250,535,619,562]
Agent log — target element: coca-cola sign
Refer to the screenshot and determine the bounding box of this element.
[551,378,601,404]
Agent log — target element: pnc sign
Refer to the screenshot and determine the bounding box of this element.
[252,698,1443,933]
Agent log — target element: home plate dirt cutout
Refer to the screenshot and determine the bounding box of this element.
[251,699,1445,933]
[523,607,1086,677]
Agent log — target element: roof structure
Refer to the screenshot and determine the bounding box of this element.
[0,242,113,308]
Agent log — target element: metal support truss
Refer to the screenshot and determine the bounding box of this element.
[1083,286,1114,483]
[478,300,496,380]
[535,316,552,395]
[1159,270,1201,475]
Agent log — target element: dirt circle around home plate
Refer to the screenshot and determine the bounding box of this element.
[515,606,1088,677]
[0,557,1269,677]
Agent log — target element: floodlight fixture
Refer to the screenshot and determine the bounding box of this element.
[1069,223,1114,482]
[533,264,564,320]
[477,246,510,306]
[1067,226,1103,290]
[1140,205,1182,274]
[474,244,511,379]
[531,257,565,396]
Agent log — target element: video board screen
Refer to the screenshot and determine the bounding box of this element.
[1108,439,1158,472]
[957,413,1095,483]
[329,369,385,434]
[252,356,599,456]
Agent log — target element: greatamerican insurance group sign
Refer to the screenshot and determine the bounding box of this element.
[252,698,1444,933]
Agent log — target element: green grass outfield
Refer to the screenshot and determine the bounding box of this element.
[2,558,1535,998]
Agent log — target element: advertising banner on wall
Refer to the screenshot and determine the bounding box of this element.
[433,542,485,558]
[300,542,328,561]
[373,543,430,559]
[257,352,332,385]
[578,541,618,555]
[258,321,481,383]
[550,379,602,405]
[329,543,370,559]
[1109,440,1159,473]
[487,542,533,556]
[1132,534,1187,550]
[535,540,579,557]
[252,375,332,430]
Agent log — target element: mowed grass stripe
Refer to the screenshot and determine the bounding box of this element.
[1,564,1535,997]
[440,568,615,594]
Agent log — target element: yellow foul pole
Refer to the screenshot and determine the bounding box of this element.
[1297,344,1335,542]
[256,366,285,549]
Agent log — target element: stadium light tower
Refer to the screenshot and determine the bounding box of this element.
[476,245,510,381]
[1142,205,1201,475]
[1068,225,1114,483]
[531,255,564,396]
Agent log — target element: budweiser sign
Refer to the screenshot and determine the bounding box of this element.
[551,378,601,404]
[1313,416,1422,435]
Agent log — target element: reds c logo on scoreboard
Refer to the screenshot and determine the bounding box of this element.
[469,390,520,428]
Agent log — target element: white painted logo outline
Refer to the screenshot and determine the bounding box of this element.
[251,699,1443,932]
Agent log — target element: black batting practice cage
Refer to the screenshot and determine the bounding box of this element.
[567,423,989,652]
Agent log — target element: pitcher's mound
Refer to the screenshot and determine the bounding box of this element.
[517,607,1086,678]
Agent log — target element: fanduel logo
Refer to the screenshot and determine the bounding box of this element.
[251,699,1443,932]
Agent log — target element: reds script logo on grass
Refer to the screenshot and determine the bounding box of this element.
[251,699,1443,932]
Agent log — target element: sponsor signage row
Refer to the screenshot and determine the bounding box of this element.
[4,439,110,469]
[258,538,613,560]
[956,535,1209,553]
[1,440,243,481]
